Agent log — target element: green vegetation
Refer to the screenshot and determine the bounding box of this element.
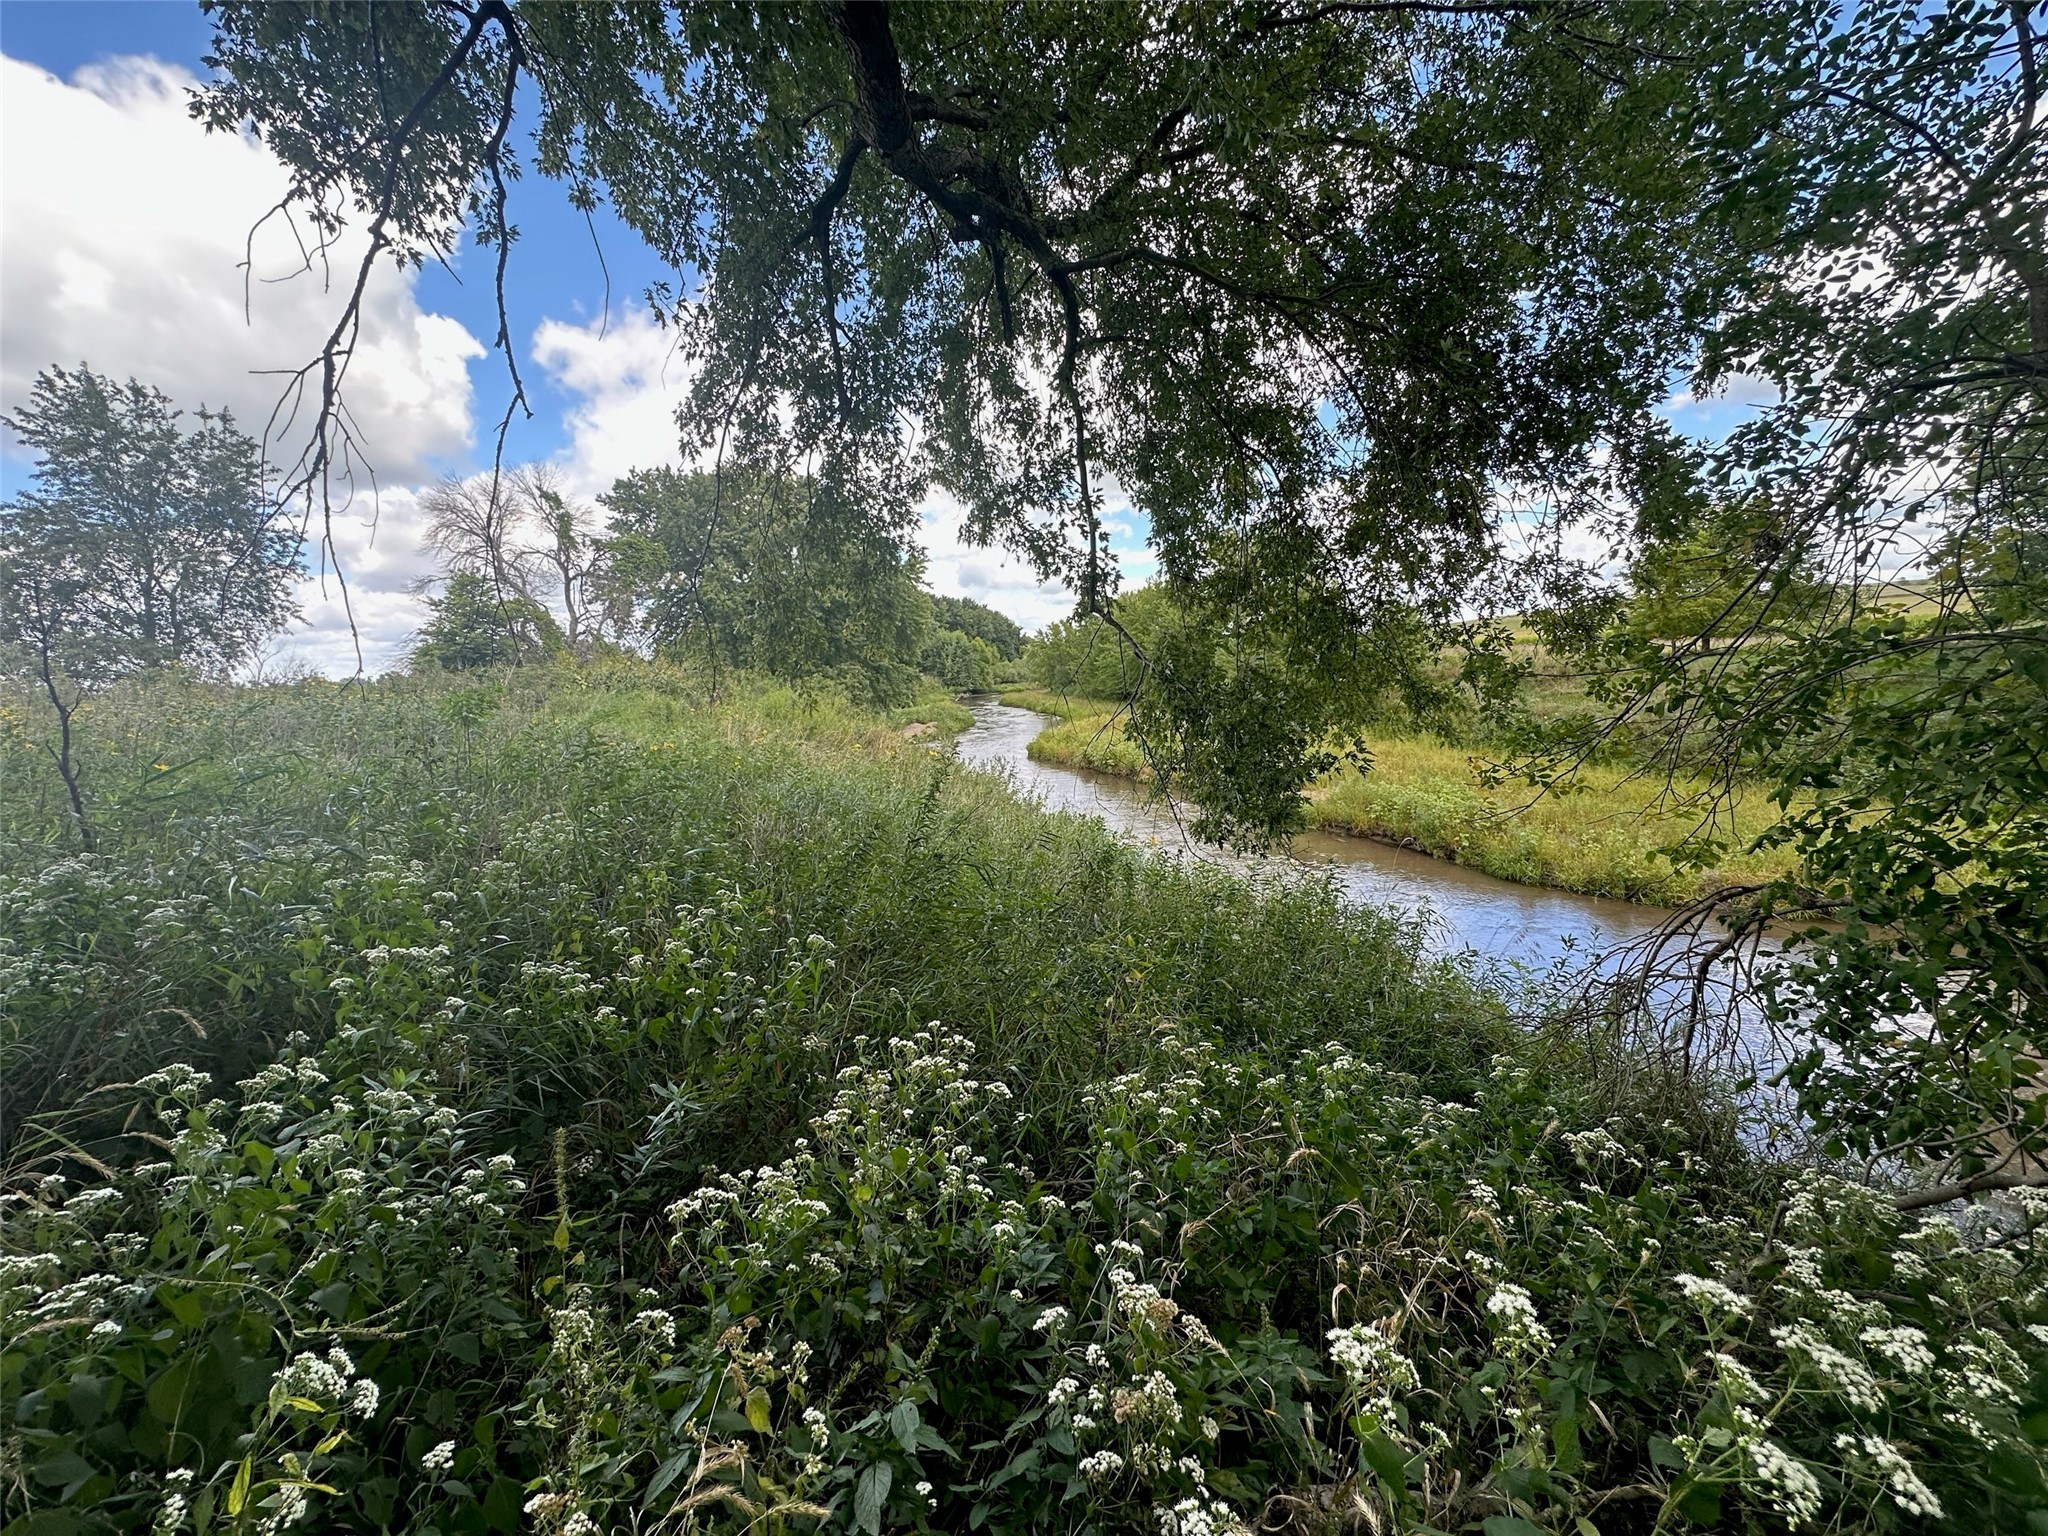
[413,571,569,672]
[930,596,1025,663]
[597,468,931,705]
[5,667,2043,1536]
[0,365,300,850]
[195,0,2048,1189]
[4,4,2046,1533]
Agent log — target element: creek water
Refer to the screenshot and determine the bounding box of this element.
[953,697,1674,976]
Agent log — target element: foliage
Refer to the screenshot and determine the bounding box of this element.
[0,363,301,850]
[930,596,1024,662]
[3,669,2045,1534]
[1540,1,2048,1184]
[917,627,998,693]
[410,570,566,672]
[191,0,2048,1191]
[1024,587,1181,700]
[0,365,299,683]
[601,467,931,705]
[418,466,639,655]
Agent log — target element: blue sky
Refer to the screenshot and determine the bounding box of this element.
[0,0,671,474]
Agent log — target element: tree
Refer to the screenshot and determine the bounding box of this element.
[409,570,565,671]
[1025,584,1182,698]
[600,466,931,703]
[515,464,604,652]
[918,627,998,692]
[419,464,643,656]
[0,365,300,845]
[1547,1,2048,1190]
[196,2,2048,1187]
[419,471,529,599]
[199,0,1735,838]
[931,595,1024,661]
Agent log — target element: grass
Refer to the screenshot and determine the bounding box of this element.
[1002,685,1797,903]
[3,662,2038,1535]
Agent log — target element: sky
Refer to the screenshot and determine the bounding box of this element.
[0,2,1764,676]
[0,0,1086,673]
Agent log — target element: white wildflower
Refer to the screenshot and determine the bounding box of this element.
[1859,1323,1933,1377]
[422,1440,457,1475]
[1674,1272,1753,1318]
[153,1468,194,1534]
[1774,1323,1883,1412]
[632,1308,677,1348]
[1835,1433,1944,1520]
[1483,1284,1553,1356]
[1079,1450,1126,1482]
[1748,1439,1821,1528]
[1711,1352,1765,1404]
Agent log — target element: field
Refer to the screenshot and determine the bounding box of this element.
[2,666,2040,1534]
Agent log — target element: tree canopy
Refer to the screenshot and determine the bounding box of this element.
[0,365,299,683]
[199,0,1734,831]
[600,465,931,703]
[930,595,1024,662]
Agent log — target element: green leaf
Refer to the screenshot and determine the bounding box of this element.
[645,1450,694,1508]
[1358,1429,1409,1491]
[890,1399,921,1453]
[855,1463,892,1535]
[144,1354,199,1427]
[312,1281,353,1320]
[1481,1519,1545,1536]
[744,1386,773,1433]
[31,1451,96,1492]
[1551,1414,1584,1474]
[228,1456,253,1516]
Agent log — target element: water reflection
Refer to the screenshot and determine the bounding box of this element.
[952,698,1672,973]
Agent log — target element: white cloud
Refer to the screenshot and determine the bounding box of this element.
[918,489,1089,633]
[1,54,482,484]
[266,485,440,675]
[530,309,1124,635]
[531,306,697,497]
[1,52,488,673]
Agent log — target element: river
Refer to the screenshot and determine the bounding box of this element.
[953,696,1673,977]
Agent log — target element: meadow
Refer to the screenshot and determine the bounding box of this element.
[1,666,2041,1535]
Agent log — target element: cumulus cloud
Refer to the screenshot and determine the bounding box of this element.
[531,306,698,497]
[920,489,1142,634]
[530,309,1151,635]
[1,54,482,484]
[1,51,487,672]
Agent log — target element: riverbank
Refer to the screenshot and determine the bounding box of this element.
[6,662,2037,1535]
[1001,685,1796,904]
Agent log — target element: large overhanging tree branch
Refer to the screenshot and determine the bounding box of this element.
[1539,0,2048,1192]
[200,0,1731,837]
